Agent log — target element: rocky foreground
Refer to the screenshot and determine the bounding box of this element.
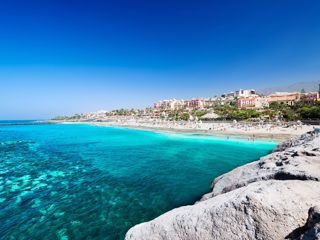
[125,130,320,240]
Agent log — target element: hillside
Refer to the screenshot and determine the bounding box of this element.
[259,81,319,95]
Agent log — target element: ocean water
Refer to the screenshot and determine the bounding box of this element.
[0,122,276,240]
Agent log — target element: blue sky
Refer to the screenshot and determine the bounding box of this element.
[0,0,319,119]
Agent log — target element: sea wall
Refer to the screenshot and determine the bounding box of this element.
[125,130,320,240]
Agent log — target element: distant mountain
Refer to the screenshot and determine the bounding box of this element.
[259,81,320,95]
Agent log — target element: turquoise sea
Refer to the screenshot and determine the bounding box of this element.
[0,121,276,240]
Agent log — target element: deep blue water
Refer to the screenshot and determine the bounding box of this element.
[0,122,276,240]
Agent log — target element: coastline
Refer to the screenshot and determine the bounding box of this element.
[48,120,318,142]
[47,119,320,239]
[96,124,283,142]
[125,130,320,240]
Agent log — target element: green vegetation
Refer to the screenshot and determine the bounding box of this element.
[268,101,320,121]
[180,112,190,121]
[52,99,320,122]
[52,114,83,120]
[106,108,144,116]
[297,105,320,119]
[167,110,189,121]
[110,108,131,116]
[213,105,261,120]
[212,100,320,121]
[192,109,208,118]
[268,102,299,121]
[166,109,210,121]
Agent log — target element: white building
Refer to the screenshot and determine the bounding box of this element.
[234,89,257,98]
[154,99,185,110]
[237,96,269,109]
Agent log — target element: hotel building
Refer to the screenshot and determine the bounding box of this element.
[235,89,257,98]
[237,96,269,109]
[154,99,185,110]
[267,92,302,106]
[184,98,206,109]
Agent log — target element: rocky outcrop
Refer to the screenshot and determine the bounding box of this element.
[201,134,320,200]
[125,130,320,240]
[287,205,320,240]
[272,130,319,152]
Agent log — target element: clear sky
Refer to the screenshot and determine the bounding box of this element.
[0,0,319,119]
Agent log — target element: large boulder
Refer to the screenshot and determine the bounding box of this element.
[125,131,320,240]
[126,181,320,240]
[201,136,320,199]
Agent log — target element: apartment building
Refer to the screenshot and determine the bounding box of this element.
[267,92,301,106]
[237,96,269,109]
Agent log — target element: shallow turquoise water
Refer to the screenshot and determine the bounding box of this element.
[0,122,276,240]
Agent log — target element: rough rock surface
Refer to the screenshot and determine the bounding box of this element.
[125,131,320,240]
[272,130,319,152]
[288,205,320,240]
[201,134,320,200]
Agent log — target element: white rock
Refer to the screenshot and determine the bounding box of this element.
[126,181,320,240]
[125,131,320,240]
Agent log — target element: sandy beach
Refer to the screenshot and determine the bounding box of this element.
[53,118,319,141]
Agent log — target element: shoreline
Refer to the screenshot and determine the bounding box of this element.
[107,124,285,141]
[46,119,320,239]
[125,130,320,240]
[49,120,319,142]
[93,123,281,142]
